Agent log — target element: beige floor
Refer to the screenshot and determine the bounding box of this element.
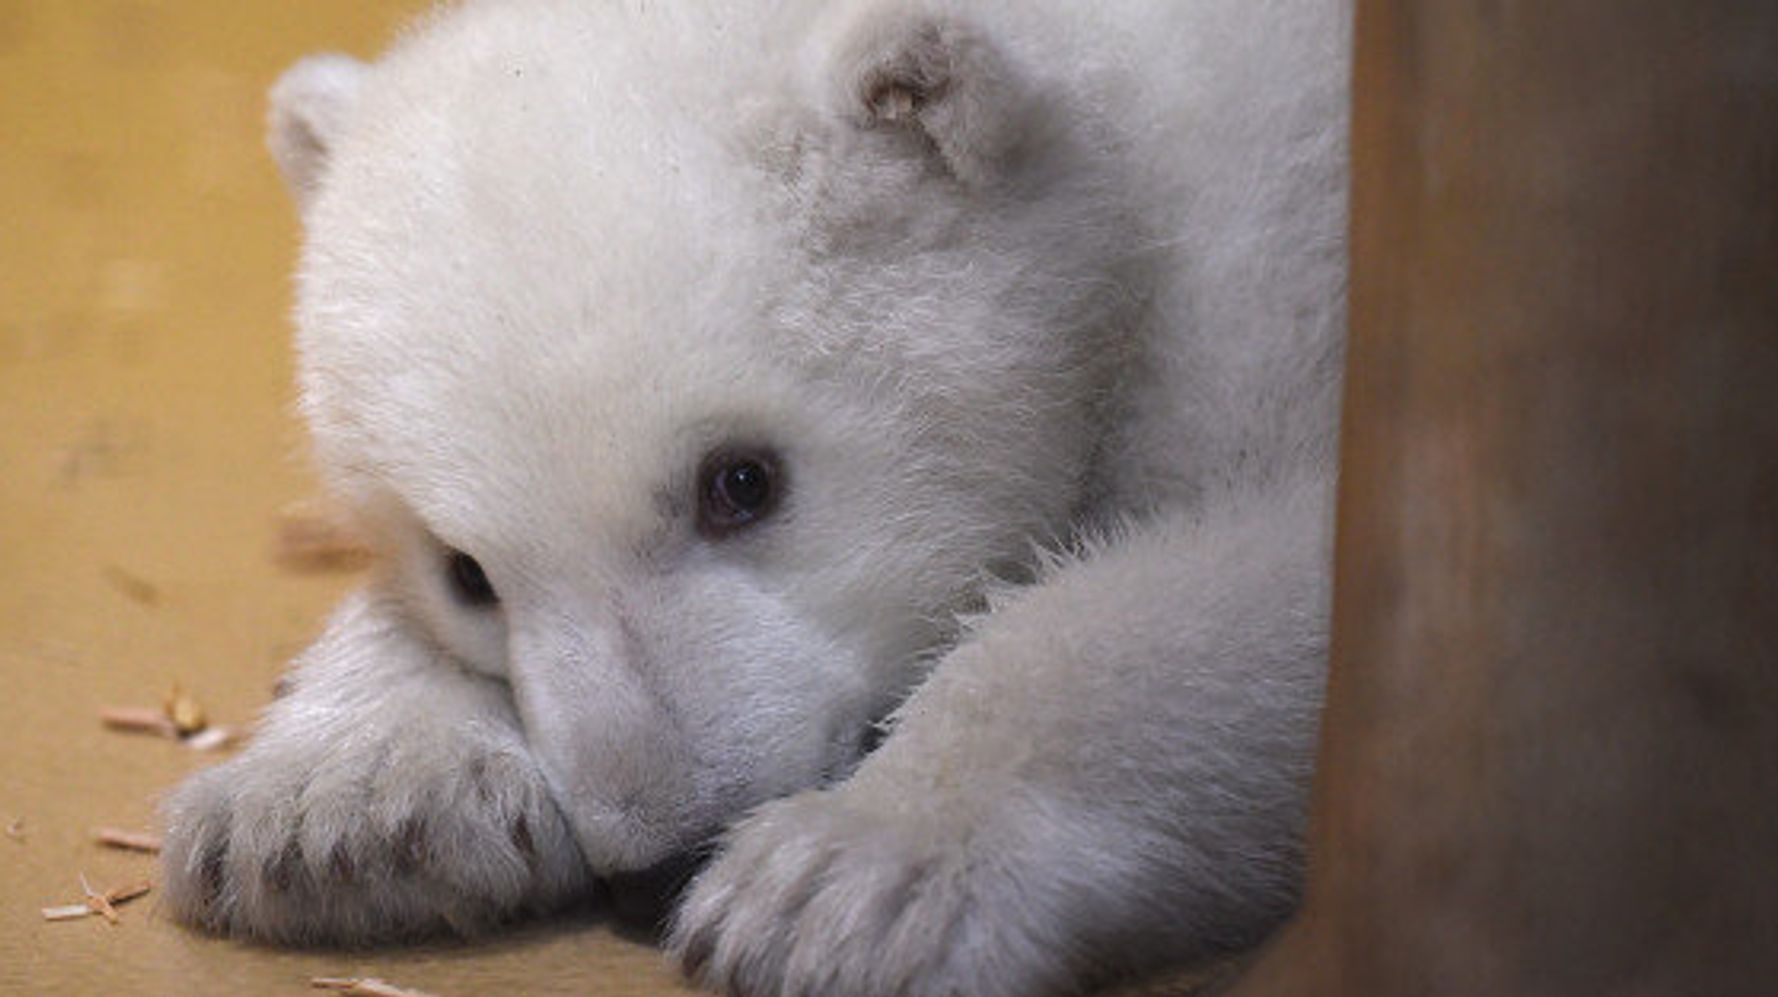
[0,3,692,994]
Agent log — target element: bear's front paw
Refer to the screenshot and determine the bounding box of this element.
[161,728,588,945]
[670,788,1071,997]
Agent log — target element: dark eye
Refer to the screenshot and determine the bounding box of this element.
[698,448,782,536]
[445,549,498,607]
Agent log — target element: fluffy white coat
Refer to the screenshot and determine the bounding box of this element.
[162,1,1349,993]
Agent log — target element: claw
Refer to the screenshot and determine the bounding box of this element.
[198,833,229,915]
[510,814,536,865]
[266,837,304,893]
[393,816,429,874]
[327,840,357,885]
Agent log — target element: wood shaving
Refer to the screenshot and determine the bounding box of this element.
[183,725,242,752]
[163,685,208,736]
[311,978,440,997]
[81,872,119,923]
[102,687,240,749]
[277,499,374,573]
[99,705,178,739]
[42,875,151,924]
[93,827,163,853]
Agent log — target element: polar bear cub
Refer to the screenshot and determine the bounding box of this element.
[162,0,1348,993]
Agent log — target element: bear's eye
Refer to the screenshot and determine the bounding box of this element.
[445,549,498,607]
[698,448,782,537]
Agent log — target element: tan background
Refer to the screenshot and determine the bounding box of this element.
[0,2,693,994]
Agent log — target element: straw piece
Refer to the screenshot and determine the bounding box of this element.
[44,876,153,925]
[99,705,177,738]
[311,979,440,997]
[41,905,92,921]
[184,725,242,752]
[79,872,118,924]
[94,827,163,853]
[164,686,207,736]
[105,881,153,905]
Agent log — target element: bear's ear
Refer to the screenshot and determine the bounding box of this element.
[816,3,1030,188]
[267,53,368,209]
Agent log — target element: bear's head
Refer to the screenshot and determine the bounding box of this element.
[272,0,1139,875]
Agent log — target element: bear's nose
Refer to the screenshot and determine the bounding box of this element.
[605,845,714,940]
[506,615,697,873]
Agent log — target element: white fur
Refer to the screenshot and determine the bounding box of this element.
[267,53,369,208]
[163,0,1348,990]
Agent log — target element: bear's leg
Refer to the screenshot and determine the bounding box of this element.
[672,471,1333,997]
[161,588,590,944]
